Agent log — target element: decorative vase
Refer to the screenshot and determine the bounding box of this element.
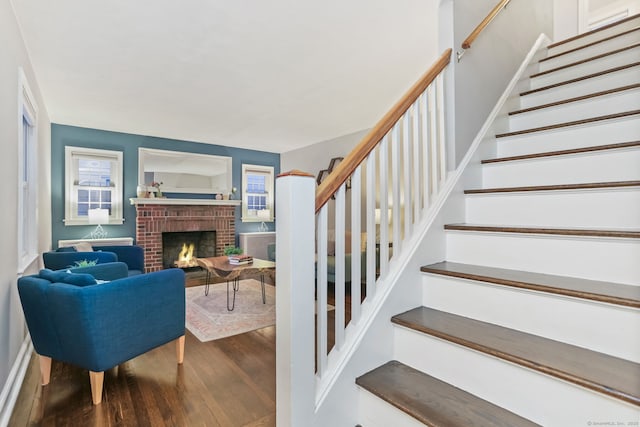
[136,185,147,198]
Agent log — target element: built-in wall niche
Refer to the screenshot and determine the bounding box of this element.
[138,148,232,195]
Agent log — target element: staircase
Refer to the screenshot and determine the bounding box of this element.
[356,16,640,426]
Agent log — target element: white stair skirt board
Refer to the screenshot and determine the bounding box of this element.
[465,188,640,229]
[481,149,640,187]
[509,85,640,130]
[445,231,640,285]
[421,274,640,362]
[529,46,640,90]
[547,16,640,57]
[518,65,640,108]
[393,327,640,426]
[495,115,640,157]
[357,388,426,427]
[540,28,640,72]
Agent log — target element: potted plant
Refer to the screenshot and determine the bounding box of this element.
[223,246,243,256]
[223,246,243,259]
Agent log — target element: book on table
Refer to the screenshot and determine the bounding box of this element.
[228,255,253,265]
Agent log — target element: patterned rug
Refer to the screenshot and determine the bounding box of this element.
[186,279,275,342]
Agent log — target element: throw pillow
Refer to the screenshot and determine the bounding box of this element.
[39,269,97,286]
[73,242,94,252]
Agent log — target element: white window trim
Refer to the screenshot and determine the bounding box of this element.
[18,67,39,273]
[241,164,275,222]
[64,146,124,226]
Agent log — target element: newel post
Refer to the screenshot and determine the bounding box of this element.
[276,170,316,426]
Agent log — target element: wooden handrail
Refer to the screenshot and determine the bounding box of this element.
[461,0,512,50]
[315,48,452,212]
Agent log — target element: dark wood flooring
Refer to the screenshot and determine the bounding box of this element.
[10,328,276,427]
[9,274,356,426]
[10,274,277,427]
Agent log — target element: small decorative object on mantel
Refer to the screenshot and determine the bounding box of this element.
[215,194,223,200]
[136,184,148,198]
[150,181,163,198]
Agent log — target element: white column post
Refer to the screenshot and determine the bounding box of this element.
[276,170,316,427]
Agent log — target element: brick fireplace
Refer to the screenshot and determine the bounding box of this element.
[132,199,240,272]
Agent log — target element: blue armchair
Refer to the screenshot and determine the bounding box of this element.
[43,244,144,276]
[17,265,185,404]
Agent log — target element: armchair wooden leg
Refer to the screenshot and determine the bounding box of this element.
[38,355,51,386]
[176,335,185,364]
[89,371,104,405]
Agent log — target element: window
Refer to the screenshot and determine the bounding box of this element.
[18,68,38,271]
[65,147,123,225]
[241,164,274,222]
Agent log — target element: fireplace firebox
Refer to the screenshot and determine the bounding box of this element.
[162,231,216,270]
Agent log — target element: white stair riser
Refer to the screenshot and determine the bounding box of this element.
[394,327,640,426]
[446,231,640,285]
[481,149,640,187]
[358,389,425,427]
[496,116,640,157]
[519,66,640,108]
[465,189,640,228]
[421,275,640,362]
[529,46,640,90]
[548,17,640,56]
[540,28,640,72]
[509,87,640,130]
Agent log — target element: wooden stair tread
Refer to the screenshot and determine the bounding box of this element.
[391,307,640,406]
[520,62,640,97]
[509,84,640,116]
[482,141,640,164]
[444,224,640,239]
[531,43,640,78]
[495,110,640,138]
[356,360,540,427]
[464,181,640,194]
[421,261,640,308]
[541,26,640,63]
[548,13,640,49]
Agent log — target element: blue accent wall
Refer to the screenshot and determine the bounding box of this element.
[51,124,280,248]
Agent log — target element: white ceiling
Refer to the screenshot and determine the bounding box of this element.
[11,0,438,153]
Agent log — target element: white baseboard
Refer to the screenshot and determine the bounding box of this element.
[0,335,33,427]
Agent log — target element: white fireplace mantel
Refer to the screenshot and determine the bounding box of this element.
[129,198,241,206]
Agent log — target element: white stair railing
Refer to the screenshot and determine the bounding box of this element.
[276,49,452,426]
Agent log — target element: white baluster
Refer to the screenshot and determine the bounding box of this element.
[316,205,328,376]
[334,185,346,350]
[350,167,362,324]
[379,137,390,276]
[421,93,430,212]
[437,74,447,185]
[402,112,412,237]
[391,123,401,251]
[366,152,377,298]
[429,85,438,194]
[412,100,421,220]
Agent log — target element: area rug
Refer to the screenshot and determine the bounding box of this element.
[186,279,275,342]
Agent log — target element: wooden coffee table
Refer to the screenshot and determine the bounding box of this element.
[196,256,276,311]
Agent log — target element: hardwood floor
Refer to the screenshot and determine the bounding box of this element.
[9,327,276,427]
[10,275,355,426]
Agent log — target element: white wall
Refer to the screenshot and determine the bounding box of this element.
[0,0,51,419]
[280,129,369,178]
[555,0,580,40]
[450,0,553,165]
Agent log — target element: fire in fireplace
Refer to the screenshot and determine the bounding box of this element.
[176,243,196,268]
[162,231,216,270]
